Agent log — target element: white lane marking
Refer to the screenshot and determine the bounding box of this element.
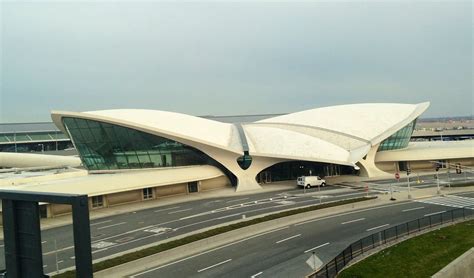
[402,207,425,212]
[304,242,330,253]
[129,226,289,277]
[276,234,301,244]
[366,224,389,232]
[92,233,160,254]
[43,265,47,268]
[424,211,446,217]
[90,220,113,226]
[174,218,218,231]
[97,222,127,230]
[197,259,232,273]
[168,208,193,214]
[341,218,365,225]
[251,271,263,278]
[0,245,4,248]
[44,221,182,256]
[42,241,47,244]
[226,197,249,203]
[57,260,64,264]
[217,213,242,220]
[295,202,409,226]
[154,206,181,213]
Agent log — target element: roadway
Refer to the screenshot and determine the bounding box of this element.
[353,172,474,192]
[130,192,474,278]
[0,185,372,275]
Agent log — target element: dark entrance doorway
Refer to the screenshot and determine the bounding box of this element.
[188,181,199,193]
[257,171,272,184]
[257,161,356,183]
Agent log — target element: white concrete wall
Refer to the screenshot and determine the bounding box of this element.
[0,152,81,168]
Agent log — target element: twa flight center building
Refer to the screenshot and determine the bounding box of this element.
[51,102,472,191]
[2,102,473,217]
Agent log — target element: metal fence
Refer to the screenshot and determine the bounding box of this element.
[309,207,474,278]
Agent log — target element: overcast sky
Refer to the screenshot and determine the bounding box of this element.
[0,1,472,123]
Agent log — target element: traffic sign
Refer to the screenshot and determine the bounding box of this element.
[395,172,400,180]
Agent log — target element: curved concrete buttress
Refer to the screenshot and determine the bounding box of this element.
[357,144,393,177]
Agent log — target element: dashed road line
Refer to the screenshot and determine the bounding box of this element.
[341,218,365,225]
[168,208,193,214]
[197,259,232,273]
[129,226,289,277]
[97,222,127,230]
[424,211,446,217]
[304,242,330,253]
[366,224,389,232]
[251,271,263,277]
[276,234,301,244]
[226,197,249,203]
[154,206,181,213]
[91,220,113,226]
[402,207,425,212]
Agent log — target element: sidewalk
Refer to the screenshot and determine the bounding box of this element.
[94,185,474,277]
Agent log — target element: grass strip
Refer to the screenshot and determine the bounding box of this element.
[339,219,474,278]
[55,196,376,277]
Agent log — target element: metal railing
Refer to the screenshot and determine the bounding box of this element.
[309,207,474,278]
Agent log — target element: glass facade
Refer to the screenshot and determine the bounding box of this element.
[378,120,417,151]
[63,117,212,171]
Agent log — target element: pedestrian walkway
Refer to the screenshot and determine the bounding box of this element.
[415,195,474,209]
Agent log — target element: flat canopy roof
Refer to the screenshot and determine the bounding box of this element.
[1,165,224,197]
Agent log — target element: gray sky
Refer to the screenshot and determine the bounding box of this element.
[1,1,472,123]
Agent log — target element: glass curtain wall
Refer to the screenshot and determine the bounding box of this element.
[378,120,417,151]
[62,117,210,170]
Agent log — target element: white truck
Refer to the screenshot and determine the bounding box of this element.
[297,176,326,189]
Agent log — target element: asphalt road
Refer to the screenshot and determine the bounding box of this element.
[356,172,474,192]
[0,185,373,275]
[131,192,474,278]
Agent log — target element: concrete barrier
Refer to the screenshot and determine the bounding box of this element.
[432,247,474,278]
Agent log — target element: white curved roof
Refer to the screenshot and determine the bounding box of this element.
[52,109,243,154]
[51,102,429,166]
[258,102,429,145]
[87,109,236,148]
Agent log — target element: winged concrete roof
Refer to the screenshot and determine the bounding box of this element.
[51,102,429,167]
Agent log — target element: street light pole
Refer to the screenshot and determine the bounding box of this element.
[407,175,412,199]
[436,171,441,195]
[390,183,396,201]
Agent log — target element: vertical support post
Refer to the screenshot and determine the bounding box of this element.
[2,199,19,278]
[72,196,93,278]
[3,200,44,277]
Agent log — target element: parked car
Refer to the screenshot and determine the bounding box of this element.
[297,176,326,189]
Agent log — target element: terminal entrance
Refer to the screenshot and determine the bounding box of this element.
[257,171,272,183]
[256,161,356,184]
[188,181,199,193]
